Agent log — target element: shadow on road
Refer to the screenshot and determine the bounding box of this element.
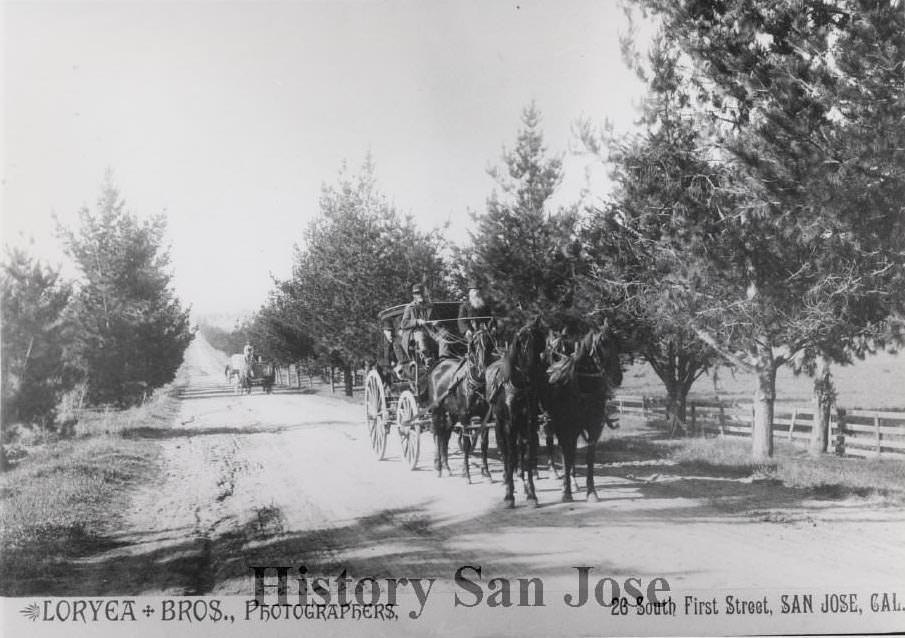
[4,425,901,597]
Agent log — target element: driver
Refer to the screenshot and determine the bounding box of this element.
[400,283,434,366]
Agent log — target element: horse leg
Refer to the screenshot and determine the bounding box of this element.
[480,422,491,479]
[460,420,472,484]
[526,413,539,505]
[495,417,515,508]
[560,429,577,503]
[585,421,604,502]
[546,429,561,479]
[531,423,541,480]
[441,420,453,477]
[432,413,444,477]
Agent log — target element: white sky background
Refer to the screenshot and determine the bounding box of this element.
[2,0,650,319]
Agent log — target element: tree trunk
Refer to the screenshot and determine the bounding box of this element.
[809,356,834,456]
[751,349,777,460]
[344,364,353,397]
[673,392,687,424]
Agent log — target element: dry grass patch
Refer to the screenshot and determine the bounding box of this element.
[0,386,180,594]
[668,435,905,498]
[0,436,160,591]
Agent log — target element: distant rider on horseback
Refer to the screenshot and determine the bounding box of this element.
[243,342,255,378]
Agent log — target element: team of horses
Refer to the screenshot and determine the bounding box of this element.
[419,315,622,507]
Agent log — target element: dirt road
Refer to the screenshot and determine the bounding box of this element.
[63,337,903,623]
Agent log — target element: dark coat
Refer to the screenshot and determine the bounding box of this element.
[457,299,495,335]
[400,300,432,345]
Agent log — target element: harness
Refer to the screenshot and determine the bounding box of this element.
[546,331,619,429]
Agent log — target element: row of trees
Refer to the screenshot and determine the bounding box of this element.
[1,177,194,439]
[213,0,905,460]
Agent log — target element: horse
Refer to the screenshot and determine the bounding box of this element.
[226,353,252,395]
[424,327,495,480]
[543,321,622,502]
[484,318,548,507]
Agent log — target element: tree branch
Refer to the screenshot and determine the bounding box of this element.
[692,326,755,372]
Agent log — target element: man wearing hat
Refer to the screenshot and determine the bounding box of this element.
[458,278,496,340]
[400,283,434,366]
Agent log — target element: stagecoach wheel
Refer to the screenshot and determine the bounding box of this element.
[365,370,388,460]
[396,390,420,470]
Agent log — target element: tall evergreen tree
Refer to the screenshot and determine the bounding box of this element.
[581,35,720,428]
[469,104,582,332]
[1,248,77,430]
[280,157,449,394]
[60,177,194,406]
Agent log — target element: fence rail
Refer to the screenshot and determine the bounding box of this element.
[612,395,905,459]
[263,368,905,459]
[275,364,365,394]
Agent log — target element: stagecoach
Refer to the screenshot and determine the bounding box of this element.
[364,301,486,471]
[226,354,276,394]
[364,302,622,504]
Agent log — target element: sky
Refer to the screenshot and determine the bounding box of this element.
[2,0,651,319]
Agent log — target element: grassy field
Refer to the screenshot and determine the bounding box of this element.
[620,349,905,409]
[0,391,176,594]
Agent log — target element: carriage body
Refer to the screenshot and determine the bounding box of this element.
[226,354,275,394]
[375,301,464,368]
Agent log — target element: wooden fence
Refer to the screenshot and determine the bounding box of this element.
[612,395,905,460]
[275,364,365,394]
[263,370,905,459]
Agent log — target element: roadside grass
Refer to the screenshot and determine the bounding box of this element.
[666,433,905,499]
[0,390,176,593]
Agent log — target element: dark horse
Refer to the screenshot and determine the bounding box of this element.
[485,318,548,507]
[425,327,495,479]
[543,322,622,502]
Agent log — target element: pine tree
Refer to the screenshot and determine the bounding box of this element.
[60,177,194,406]
[581,35,721,429]
[469,104,582,332]
[1,248,77,430]
[280,157,449,394]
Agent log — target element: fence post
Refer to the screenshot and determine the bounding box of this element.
[834,408,846,457]
[874,413,881,457]
[330,366,336,393]
[641,396,648,421]
[789,408,797,442]
[718,402,726,438]
[690,403,697,436]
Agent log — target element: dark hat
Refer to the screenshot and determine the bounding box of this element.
[411,283,424,295]
[466,278,480,290]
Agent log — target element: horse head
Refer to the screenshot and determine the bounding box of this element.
[505,319,547,387]
[581,323,623,396]
[468,327,495,371]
